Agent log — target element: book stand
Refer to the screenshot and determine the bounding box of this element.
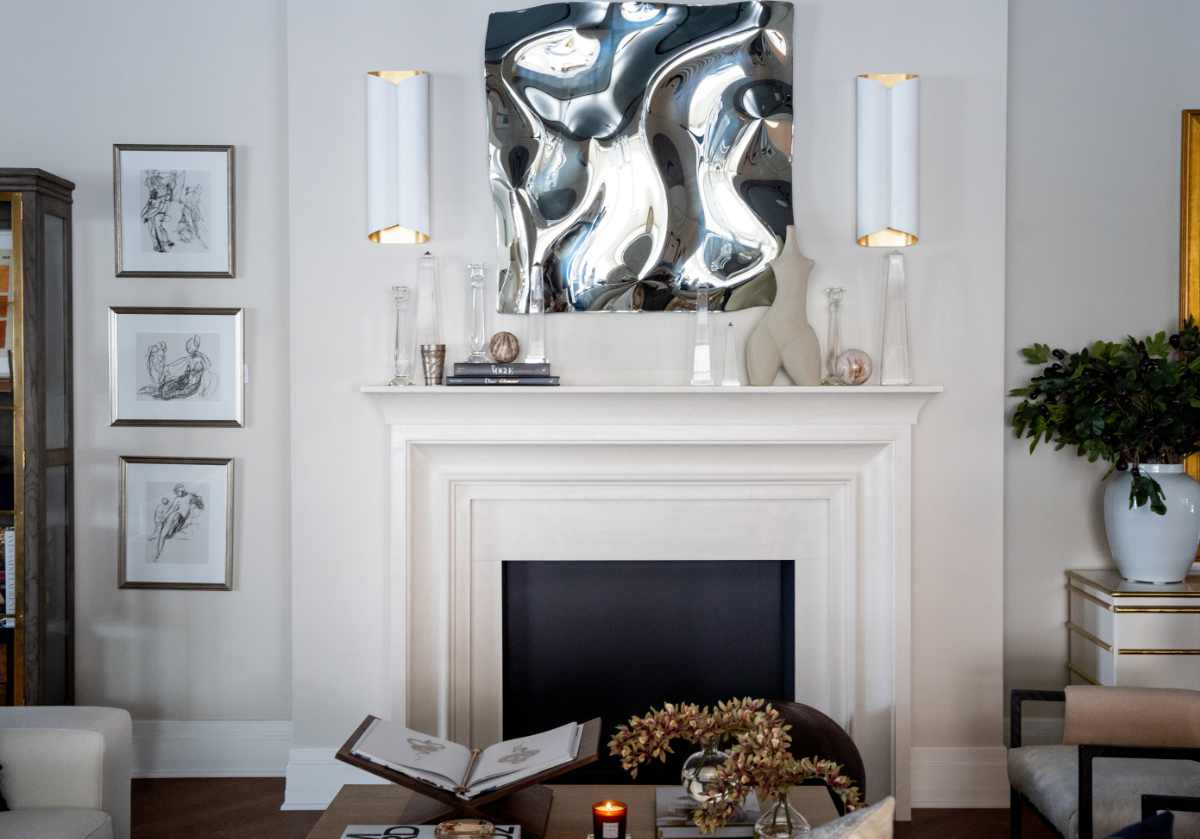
[336,717,603,839]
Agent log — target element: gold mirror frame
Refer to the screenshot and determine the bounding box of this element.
[1181,111,1200,479]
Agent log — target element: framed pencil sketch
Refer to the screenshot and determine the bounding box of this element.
[119,456,234,590]
[113,144,235,277]
[109,307,244,427]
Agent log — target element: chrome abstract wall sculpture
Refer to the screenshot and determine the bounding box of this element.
[487,1,794,313]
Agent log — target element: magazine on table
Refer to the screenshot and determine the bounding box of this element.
[350,719,582,799]
[341,826,521,839]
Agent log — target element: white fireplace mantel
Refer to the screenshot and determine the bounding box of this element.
[360,384,942,426]
[361,383,941,820]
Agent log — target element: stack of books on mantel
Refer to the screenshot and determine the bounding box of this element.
[446,362,559,387]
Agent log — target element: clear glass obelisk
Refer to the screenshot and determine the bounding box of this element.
[690,291,714,386]
[524,263,548,363]
[880,250,913,385]
[465,263,488,363]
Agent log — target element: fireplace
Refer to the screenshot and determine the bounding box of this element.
[502,560,795,784]
[360,385,941,817]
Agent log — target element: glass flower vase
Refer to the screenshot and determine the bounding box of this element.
[680,745,728,803]
[754,794,811,839]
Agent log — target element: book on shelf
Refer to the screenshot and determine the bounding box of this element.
[341,826,521,839]
[349,719,582,800]
[453,362,552,378]
[655,787,762,839]
[445,376,559,387]
[1,529,12,628]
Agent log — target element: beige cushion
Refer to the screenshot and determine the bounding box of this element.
[806,797,893,838]
[1008,744,1200,839]
[0,728,104,809]
[0,807,113,839]
[1063,685,1200,748]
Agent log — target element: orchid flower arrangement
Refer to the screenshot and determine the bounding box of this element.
[608,698,862,833]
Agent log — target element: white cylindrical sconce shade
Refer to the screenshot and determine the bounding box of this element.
[856,73,919,247]
[366,70,430,244]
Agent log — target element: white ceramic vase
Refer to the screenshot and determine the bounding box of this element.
[1103,464,1200,583]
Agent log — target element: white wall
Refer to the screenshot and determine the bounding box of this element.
[0,0,292,740]
[286,0,1008,805]
[1005,0,1197,698]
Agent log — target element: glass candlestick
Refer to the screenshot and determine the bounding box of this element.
[524,263,548,363]
[879,250,912,385]
[690,290,713,386]
[465,263,489,362]
[389,285,417,386]
[822,287,845,385]
[720,321,742,386]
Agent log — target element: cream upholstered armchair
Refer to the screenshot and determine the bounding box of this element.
[1008,686,1200,838]
[0,706,132,839]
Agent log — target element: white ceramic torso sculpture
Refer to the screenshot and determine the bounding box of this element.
[745,226,822,385]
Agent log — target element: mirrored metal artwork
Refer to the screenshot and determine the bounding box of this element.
[487,1,794,313]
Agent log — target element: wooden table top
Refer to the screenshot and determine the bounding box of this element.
[307,784,840,839]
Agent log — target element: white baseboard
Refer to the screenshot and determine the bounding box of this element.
[282,748,388,810]
[133,720,292,778]
[910,746,1009,809]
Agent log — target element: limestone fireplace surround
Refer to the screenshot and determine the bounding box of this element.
[360,385,940,819]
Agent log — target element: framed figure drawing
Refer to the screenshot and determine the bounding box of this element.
[113,144,235,277]
[109,307,244,426]
[119,456,234,590]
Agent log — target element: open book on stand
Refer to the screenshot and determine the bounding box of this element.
[349,719,584,800]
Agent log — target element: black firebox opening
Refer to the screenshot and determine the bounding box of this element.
[502,560,795,785]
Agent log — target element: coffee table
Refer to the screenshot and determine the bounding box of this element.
[305,784,840,839]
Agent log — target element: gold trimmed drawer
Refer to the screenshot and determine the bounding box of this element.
[1068,587,1115,645]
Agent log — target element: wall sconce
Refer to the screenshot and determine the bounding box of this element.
[366,70,430,244]
[857,73,918,385]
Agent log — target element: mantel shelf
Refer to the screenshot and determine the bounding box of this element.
[361,383,942,428]
[361,384,944,395]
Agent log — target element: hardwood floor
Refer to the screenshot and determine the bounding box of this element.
[133,779,320,839]
[132,779,1059,839]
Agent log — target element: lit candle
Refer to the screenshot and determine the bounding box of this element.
[592,800,627,839]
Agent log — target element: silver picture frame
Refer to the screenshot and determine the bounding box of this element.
[113,143,236,278]
[108,306,245,427]
[118,455,235,591]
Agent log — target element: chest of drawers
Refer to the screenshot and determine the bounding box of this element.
[1067,569,1200,688]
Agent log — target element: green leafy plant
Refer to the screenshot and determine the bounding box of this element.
[1010,319,1200,514]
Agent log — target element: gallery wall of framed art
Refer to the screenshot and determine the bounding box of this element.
[110,145,243,592]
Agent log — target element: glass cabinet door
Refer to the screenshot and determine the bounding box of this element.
[0,195,17,704]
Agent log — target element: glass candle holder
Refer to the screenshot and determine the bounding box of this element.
[525,263,548,363]
[465,263,489,362]
[690,290,713,386]
[592,800,627,839]
[389,285,417,386]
